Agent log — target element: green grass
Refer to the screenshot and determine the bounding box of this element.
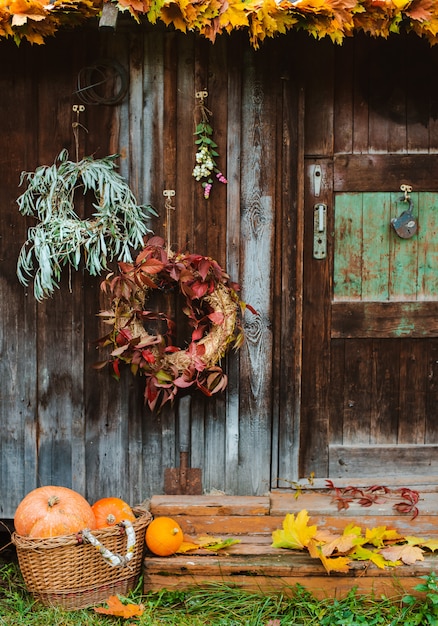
[2,560,438,625]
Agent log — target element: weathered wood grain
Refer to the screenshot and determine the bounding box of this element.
[0,42,38,516]
[329,445,438,478]
[334,155,438,192]
[300,158,333,477]
[331,302,438,338]
[145,493,438,597]
[237,47,276,495]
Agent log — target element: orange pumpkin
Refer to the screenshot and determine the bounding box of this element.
[14,485,96,538]
[91,497,136,529]
[145,516,183,556]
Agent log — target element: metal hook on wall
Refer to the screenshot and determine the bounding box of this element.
[400,184,413,202]
[71,104,88,162]
[163,189,175,255]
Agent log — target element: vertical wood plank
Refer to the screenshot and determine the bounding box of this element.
[333,193,363,300]
[304,38,334,157]
[426,341,438,443]
[300,158,333,477]
[342,340,372,445]
[194,37,230,492]
[225,33,243,493]
[333,40,353,154]
[389,191,418,301]
[370,340,400,444]
[351,36,369,154]
[300,35,334,478]
[238,45,276,493]
[0,42,38,512]
[276,47,302,485]
[361,193,390,300]
[398,340,426,444]
[35,34,87,491]
[328,339,345,446]
[417,192,438,299]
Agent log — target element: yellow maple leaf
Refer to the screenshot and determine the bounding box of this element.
[404,535,427,545]
[271,510,317,550]
[178,536,240,552]
[177,540,201,552]
[402,535,438,553]
[9,0,46,26]
[351,545,399,570]
[308,539,351,574]
[219,0,249,30]
[365,526,404,548]
[159,0,187,31]
[420,539,438,552]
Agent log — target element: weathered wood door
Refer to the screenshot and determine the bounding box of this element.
[299,34,438,480]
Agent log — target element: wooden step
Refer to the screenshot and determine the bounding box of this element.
[143,487,438,599]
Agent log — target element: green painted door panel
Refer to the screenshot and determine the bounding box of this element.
[334,192,438,301]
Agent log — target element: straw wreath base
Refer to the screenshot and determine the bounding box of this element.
[12,508,152,610]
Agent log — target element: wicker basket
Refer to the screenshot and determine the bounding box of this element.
[12,507,152,610]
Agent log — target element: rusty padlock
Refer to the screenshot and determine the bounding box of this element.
[391,191,417,239]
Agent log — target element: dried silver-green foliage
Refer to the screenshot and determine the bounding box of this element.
[17,149,157,300]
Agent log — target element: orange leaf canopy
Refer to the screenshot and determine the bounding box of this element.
[2,0,438,47]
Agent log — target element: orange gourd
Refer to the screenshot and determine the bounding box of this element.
[14,485,96,538]
[92,497,136,529]
[145,516,183,556]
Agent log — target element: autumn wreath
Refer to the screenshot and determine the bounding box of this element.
[96,236,255,410]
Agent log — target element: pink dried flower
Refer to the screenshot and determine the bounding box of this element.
[216,172,228,184]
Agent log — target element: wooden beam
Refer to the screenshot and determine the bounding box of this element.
[334,154,438,192]
[329,444,438,478]
[331,301,438,338]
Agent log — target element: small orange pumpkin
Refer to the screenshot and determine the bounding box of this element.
[91,497,136,529]
[145,516,183,556]
[14,485,96,538]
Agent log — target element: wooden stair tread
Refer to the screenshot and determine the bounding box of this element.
[145,551,438,578]
[157,514,438,538]
[270,491,438,516]
[150,495,270,516]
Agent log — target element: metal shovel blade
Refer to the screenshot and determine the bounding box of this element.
[164,451,202,495]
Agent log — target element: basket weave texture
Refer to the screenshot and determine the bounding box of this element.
[12,507,152,610]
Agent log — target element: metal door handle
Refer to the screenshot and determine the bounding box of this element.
[313,203,327,259]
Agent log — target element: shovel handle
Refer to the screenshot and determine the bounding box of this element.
[178,396,191,453]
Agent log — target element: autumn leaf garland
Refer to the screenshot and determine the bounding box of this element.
[3,0,438,47]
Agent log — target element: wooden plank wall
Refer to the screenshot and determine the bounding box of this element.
[0,27,300,517]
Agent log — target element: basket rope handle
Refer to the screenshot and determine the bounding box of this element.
[81,520,136,567]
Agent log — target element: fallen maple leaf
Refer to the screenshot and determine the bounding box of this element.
[308,539,351,574]
[203,537,241,551]
[379,544,425,566]
[271,509,317,550]
[351,545,398,570]
[178,536,241,552]
[177,540,201,552]
[365,526,403,548]
[94,595,144,618]
[419,538,438,552]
